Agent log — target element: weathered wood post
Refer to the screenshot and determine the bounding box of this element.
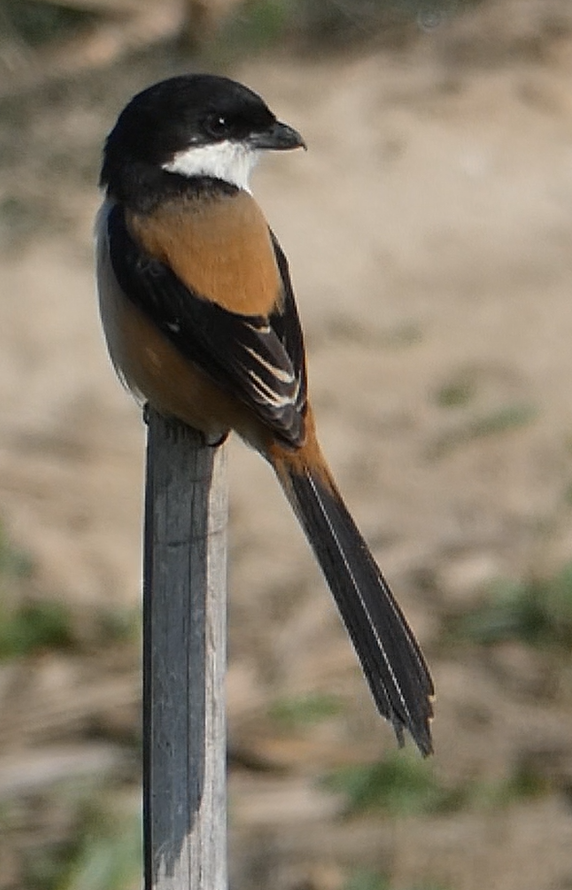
[143,408,228,890]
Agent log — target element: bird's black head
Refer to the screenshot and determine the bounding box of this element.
[100,74,305,208]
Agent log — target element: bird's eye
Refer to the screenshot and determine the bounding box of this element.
[204,114,232,139]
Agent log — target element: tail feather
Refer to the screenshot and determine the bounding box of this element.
[274,454,434,756]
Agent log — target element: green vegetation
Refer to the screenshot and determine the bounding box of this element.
[269,692,343,727]
[343,868,451,890]
[451,564,572,650]
[0,518,141,887]
[0,597,139,660]
[465,403,538,438]
[0,518,138,660]
[0,522,32,581]
[213,0,482,55]
[0,0,478,52]
[322,750,544,817]
[322,751,458,816]
[0,0,96,47]
[467,763,545,808]
[435,374,477,408]
[0,599,75,658]
[429,401,538,457]
[215,0,291,54]
[0,524,75,659]
[56,814,141,890]
[382,321,424,348]
[22,795,141,890]
[343,870,389,890]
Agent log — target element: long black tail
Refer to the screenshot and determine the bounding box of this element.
[273,453,434,755]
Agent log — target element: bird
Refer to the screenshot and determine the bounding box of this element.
[95,73,434,755]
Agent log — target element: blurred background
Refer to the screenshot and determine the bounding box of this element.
[1,0,572,887]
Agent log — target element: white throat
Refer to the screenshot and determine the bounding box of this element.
[162,140,259,192]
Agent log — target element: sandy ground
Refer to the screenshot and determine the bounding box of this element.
[2,2,572,888]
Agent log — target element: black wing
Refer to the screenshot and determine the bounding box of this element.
[106,204,307,446]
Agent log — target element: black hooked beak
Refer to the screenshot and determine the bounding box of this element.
[248,120,306,152]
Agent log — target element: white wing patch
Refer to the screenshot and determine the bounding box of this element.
[245,367,294,409]
[243,345,296,385]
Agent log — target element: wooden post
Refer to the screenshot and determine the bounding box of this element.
[143,408,228,890]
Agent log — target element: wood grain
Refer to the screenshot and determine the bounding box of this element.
[143,409,228,890]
